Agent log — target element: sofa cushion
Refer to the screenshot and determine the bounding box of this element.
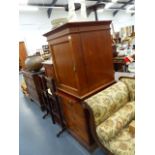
[96,101,135,141]
[99,126,135,155]
[120,77,135,101]
[85,81,129,126]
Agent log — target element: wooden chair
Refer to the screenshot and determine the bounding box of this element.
[39,75,66,137]
[39,75,55,123]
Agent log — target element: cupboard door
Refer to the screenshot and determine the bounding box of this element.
[50,36,79,96]
[80,29,114,91]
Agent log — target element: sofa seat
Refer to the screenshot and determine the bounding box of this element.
[101,126,135,155]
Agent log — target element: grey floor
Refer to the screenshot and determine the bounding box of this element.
[19,74,106,155]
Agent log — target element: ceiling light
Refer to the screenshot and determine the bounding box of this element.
[19,0,29,5]
[48,6,64,9]
[126,10,135,13]
[126,5,135,13]
[112,0,118,3]
[74,0,81,2]
[97,8,104,13]
[19,6,39,11]
[126,5,134,10]
[105,3,113,9]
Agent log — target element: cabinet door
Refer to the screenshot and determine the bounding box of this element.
[80,29,114,91]
[50,35,79,96]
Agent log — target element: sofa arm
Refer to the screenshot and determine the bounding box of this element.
[119,77,135,101]
[85,81,129,126]
[96,101,135,141]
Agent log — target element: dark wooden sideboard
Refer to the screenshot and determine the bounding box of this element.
[22,70,45,111]
[43,21,115,150]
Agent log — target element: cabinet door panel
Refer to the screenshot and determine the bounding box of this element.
[80,30,114,90]
[51,38,78,94]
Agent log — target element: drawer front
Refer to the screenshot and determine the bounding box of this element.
[63,99,85,118]
[61,98,90,143]
[63,103,86,128]
[62,99,86,125]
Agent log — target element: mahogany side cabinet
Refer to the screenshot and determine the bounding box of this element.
[43,21,115,151]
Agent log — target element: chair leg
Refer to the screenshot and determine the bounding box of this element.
[56,127,66,137]
[42,111,49,119]
[50,111,56,124]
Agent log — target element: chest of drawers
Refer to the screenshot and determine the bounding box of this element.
[22,70,45,111]
[58,92,95,150]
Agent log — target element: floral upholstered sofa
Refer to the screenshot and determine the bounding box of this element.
[84,77,135,155]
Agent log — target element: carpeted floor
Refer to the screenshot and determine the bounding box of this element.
[19,74,106,155]
[19,72,135,155]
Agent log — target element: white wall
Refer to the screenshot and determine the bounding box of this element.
[19,8,134,55]
[112,11,135,32]
[49,8,95,21]
[97,10,135,32]
[19,9,51,55]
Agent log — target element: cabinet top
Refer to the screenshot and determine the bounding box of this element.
[43,20,111,37]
